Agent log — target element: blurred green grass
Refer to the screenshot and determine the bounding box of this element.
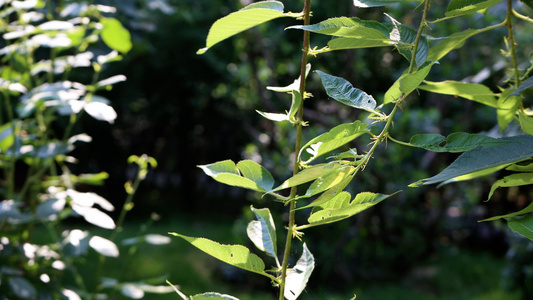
[69,214,522,300]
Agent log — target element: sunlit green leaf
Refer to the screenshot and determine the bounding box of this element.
[411,135,533,186]
[418,81,498,107]
[307,192,396,226]
[427,29,481,62]
[519,110,533,135]
[481,202,533,222]
[317,71,377,113]
[385,62,434,104]
[285,243,315,300]
[197,1,298,54]
[506,162,533,172]
[298,121,369,164]
[191,293,240,300]
[507,215,533,241]
[486,173,533,200]
[446,0,503,17]
[497,90,520,130]
[0,123,14,153]
[100,17,132,54]
[169,233,268,277]
[269,164,341,193]
[199,160,274,192]
[296,174,354,211]
[303,166,355,198]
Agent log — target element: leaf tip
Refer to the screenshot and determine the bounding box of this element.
[197,47,207,55]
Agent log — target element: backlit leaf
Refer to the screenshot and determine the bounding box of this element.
[481,202,533,222]
[169,233,268,277]
[246,206,278,262]
[100,18,132,54]
[497,90,520,130]
[486,173,533,200]
[519,110,533,135]
[89,236,119,257]
[296,174,354,211]
[191,293,240,300]
[353,0,422,7]
[418,81,498,107]
[199,160,274,192]
[298,121,369,164]
[303,166,355,198]
[427,29,481,62]
[269,164,341,193]
[446,0,503,17]
[385,62,434,104]
[197,1,297,54]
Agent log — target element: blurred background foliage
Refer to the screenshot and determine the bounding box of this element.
[41,0,533,298]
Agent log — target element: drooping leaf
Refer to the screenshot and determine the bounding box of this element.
[191,293,240,300]
[316,71,377,113]
[446,0,504,18]
[298,121,369,164]
[307,192,396,226]
[481,202,533,222]
[519,110,533,135]
[197,1,298,54]
[284,243,315,300]
[427,29,481,62]
[100,17,132,54]
[269,163,341,194]
[407,132,516,152]
[198,160,274,192]
[169,233,268,277]
[507,215,533,241]
[353,0,422,7]
[246,206,278,263]
[418,81,498,107]
[486,173,533,201]
[411,135,533,186]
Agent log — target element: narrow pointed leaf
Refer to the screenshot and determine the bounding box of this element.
[385,62,434,103]
[506,162,533,172]
[418,81,498,107]
[269,164,341,193]
[296,174,354,211]
[440,164,509,185]
[246,206,278,261]
[408,132,516,152]
[285,243,315,300]
[317,71,377,113]
[507,215,533,241]
[197,1,295,54]
[298,121,369,164]
[288,17,390,40]
[511,76,533,96]
[481,202,533,222]
[446,0,503,17]
[411,135,533,186]
[427,29,481,62]
[169,233,268,277]
[486,173,533,200]
[307,192,396,226]
[303,166,355,198]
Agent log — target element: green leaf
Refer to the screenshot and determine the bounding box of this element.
[8,277,36,299]
[441,164,509,185]
[316,71,377,113]
[288,17,390,40]
[191,293,240,300]
[269,164,341,194]
[411,135,533,186]
[486,173,533,200]
[296,174,354,211]
[427,29,481,62]
[198,160,274,192]
[246,206,278,264]
[446,0,504,17]
[0,123,14,153]
[169,233,268,277]
[302,166,355,199]
[267,63,311,92]
[327,37,391,50]
[507,215,533,241]
[385,62,434,104]
[100,18,132,54]
[298,121,369,164]
[257,90,302,124]
[497,90,521,130]
[481,202,533,222]
[519,110,533,135]
[197,1,296,54]
[285,243,315,300]
[408,132,516,152]
[506,162,533,172]
[307,192,396,226]
[418,81,498,107]
[353,0,422,7]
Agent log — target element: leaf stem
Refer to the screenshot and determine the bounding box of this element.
[512,9,533,24]
[506,0,520,88]
[279,0,311,299]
